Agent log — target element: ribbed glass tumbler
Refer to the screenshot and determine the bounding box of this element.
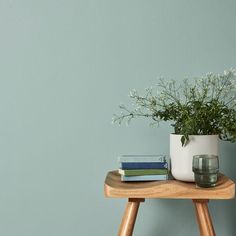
[192,155,219,188]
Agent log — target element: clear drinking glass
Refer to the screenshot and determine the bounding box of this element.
[192,155,219,188]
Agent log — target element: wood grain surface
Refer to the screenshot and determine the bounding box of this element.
[118,199,144,236]
[193,199,216,236]
[104,170,235,199]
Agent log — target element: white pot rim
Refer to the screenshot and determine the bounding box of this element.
[170,133,219,137]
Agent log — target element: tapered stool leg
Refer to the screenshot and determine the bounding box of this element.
[193,199,216,236]
[118,198,145,236]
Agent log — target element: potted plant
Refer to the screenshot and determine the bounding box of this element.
[113,69,236,181]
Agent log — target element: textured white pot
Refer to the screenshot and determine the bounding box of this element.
[170,134,219,182]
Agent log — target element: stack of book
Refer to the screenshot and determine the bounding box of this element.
[118,155,168,181]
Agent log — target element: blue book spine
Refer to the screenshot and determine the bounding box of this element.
[121,174,168,181]
[120,162,168,170]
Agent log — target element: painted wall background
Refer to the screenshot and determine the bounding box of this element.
[0,0,235,235]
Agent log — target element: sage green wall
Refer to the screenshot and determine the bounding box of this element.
[0,0,235,235]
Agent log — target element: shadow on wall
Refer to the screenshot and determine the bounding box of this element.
[222,142,236,236]
[149,200,197,235]
[149,141,236,236]
[228,198,236,236]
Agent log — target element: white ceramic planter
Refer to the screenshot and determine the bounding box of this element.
[170,134,219,182]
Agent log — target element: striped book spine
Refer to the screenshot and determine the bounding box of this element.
[118,155,166,163]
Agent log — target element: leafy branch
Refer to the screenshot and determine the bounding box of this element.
[113,69,236,146]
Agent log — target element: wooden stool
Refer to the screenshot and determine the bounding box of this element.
[104,171,235,236]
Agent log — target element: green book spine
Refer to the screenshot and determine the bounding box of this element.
[119,169,168,176]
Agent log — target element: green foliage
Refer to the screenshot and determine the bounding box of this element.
[113,69,236,146]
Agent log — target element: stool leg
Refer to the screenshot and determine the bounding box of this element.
[193,199,216,236]
[118,198,145,236]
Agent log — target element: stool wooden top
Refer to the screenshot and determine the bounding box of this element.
[104,170,235,199]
